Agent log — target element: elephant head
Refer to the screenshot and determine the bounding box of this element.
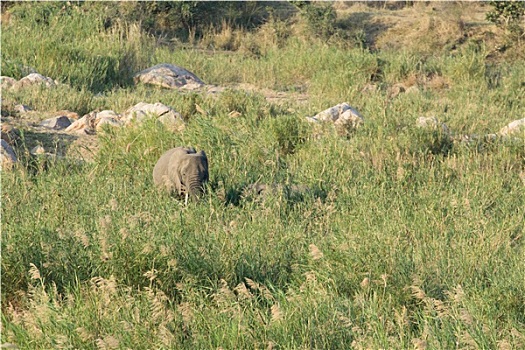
[153,147,209,201]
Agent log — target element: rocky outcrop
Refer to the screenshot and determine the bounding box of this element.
[133,63,205,90]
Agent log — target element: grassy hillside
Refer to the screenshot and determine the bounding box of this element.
[2,2,524,349]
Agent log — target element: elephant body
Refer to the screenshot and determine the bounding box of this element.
[153,147,209,199]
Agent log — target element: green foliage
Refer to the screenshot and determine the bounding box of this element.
[486,0,525,42]
[292,1,337,39]
[2,1,153,92]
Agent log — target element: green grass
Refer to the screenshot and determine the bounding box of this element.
[2,2,525,349]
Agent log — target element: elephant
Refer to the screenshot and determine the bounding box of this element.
[153,147,209,202]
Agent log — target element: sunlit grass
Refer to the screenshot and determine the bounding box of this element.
[2,2,525,349]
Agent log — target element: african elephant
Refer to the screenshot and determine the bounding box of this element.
[153,147,209,201]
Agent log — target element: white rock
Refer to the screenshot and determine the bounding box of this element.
[122,102,183,126]
[334,108,365,129]
[307,103,364,125]
[133,63,205,90]
[96,116,122,131]
[498,118,525,136]
[16,73,57,88]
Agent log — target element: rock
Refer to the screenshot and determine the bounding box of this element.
[334,108,365,130]
[14,104,33,114]
[40,116,72,130]
[1,139,17,170]
[65,110,123,134]
[498,118,525,137]
[30,145,45,155]
[405,85,420,94]
[95,110,120,120]
[388,83,406,98]
[96,117,122,132]
[122,102,183,126]
[133,63,205,90]
[1,124,20,145]
[157,113,185,132]
[94,110,122,131]
[307,103,364,130]
[416,116,450,134]
[0,76,17,89]
[361,83,378,93]
[15,73,57,89]
[66,114,96,134]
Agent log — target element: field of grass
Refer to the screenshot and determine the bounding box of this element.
[2,2,524,349]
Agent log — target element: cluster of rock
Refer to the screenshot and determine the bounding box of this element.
[1,100,185,170]
[416,116,525,140]
[306,102,365,132]
[3,62,524,173]
[34,102,185,136]
[1,73,60,90]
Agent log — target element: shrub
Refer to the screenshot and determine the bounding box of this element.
[486,0,525,43]
[291,1,336,40]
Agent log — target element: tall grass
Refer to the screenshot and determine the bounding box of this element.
[2,2,525,349]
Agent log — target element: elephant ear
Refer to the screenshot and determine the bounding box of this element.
[169,148,193,193]
[196,150,207,160]
[196,150,209,182]
[197,150,208,169]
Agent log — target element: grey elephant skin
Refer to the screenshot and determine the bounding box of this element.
[153,147,209,199]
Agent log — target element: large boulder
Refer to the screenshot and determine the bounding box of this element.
[498,118,525,137]
[133,63,205,90]
[121,102,184,129]
[95,110,122,132]
[40,116,72,130]
[15,73,58,89]
[1,139,17,170]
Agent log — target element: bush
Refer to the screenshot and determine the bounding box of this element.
[291,1,336,40]
[486,0,525,43]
